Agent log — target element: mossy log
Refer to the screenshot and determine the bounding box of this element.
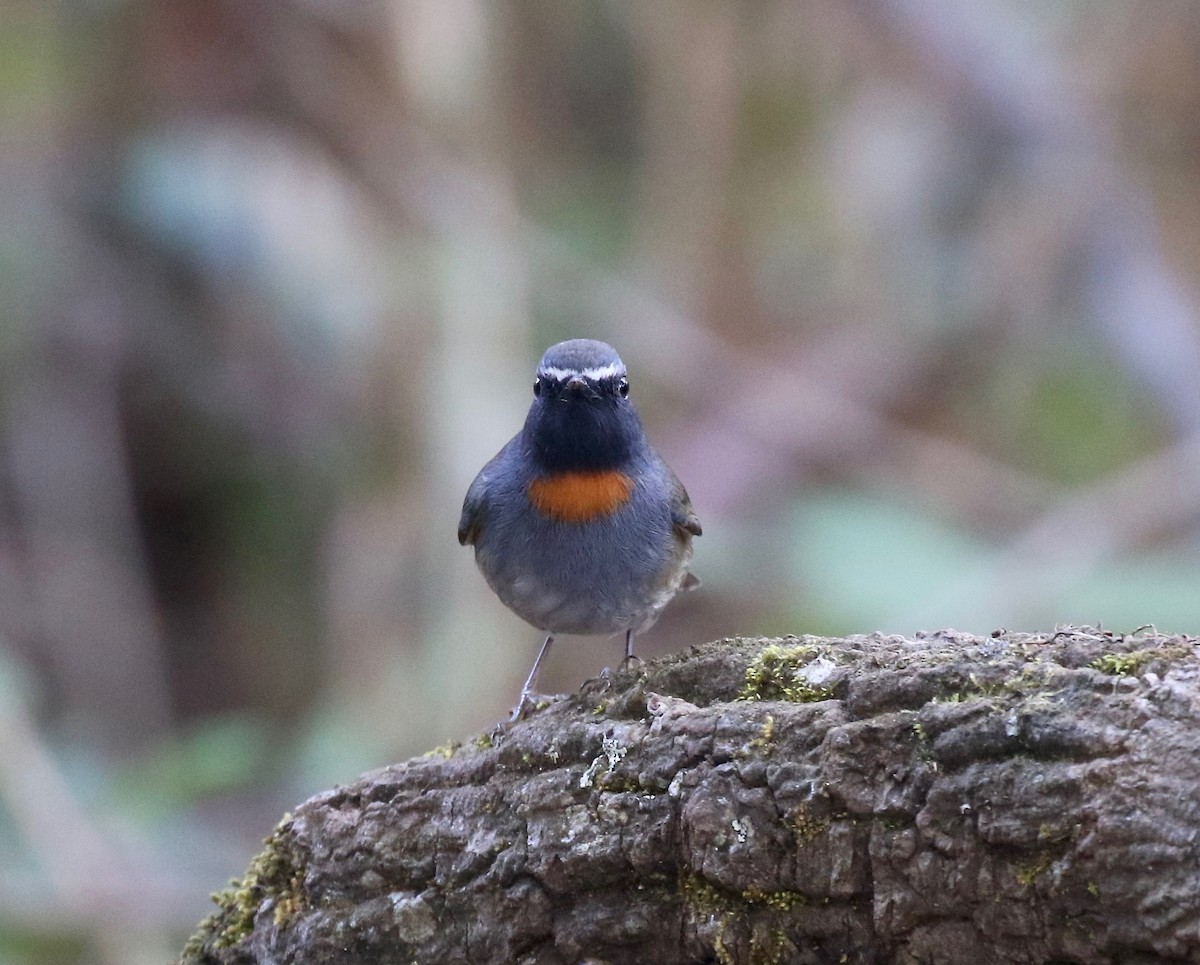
[180,628,1200,964]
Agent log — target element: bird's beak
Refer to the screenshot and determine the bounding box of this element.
[564,376,597,399]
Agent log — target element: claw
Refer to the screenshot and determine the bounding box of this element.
[509,692,537,722]
[508,690,558,722]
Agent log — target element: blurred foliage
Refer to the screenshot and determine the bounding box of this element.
[109,714,273,819]
[790,490,990,632]
[3,0,1200,962]
[956,332,1168,484]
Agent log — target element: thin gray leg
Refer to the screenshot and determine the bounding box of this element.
[620,629,641,669]
[510,634,554,721]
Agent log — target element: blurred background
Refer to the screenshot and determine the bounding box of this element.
[4,0,1200,960]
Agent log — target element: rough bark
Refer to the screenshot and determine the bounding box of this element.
[180,628,1200,964]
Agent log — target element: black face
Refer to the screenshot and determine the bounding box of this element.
[523,369,643,472]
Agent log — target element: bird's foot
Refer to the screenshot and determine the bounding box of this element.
[584,668,613,687]
[508,692,536,723]
[506,690,559,724]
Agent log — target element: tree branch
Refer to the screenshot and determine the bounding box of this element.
[180,628,1200,964]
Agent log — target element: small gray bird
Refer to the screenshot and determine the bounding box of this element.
[458,339,701,718]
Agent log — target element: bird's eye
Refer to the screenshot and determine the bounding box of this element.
[533,378,542,397]
[618,378,629,398]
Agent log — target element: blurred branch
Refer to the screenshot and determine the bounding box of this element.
[0,681,120,907]
[0,658,197,962]
[632,1,740,319]
[865,0,1200,432]
[2,180,172,750]
[903,430,1200,626]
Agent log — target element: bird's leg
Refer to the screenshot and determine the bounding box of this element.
[620,629,642,670]
[510,634,555,721]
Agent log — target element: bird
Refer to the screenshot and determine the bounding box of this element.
[458,338,701,720]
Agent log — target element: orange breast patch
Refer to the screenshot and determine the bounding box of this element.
[527,470,634,523]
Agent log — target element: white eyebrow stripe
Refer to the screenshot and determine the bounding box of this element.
[538,363,626,381]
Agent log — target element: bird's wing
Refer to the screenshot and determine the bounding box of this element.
[668,466,702,538]
[457,468,490,546]
[453,441,511,547]
[458,437,522,546]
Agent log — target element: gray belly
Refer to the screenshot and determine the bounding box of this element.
[473,505,690,636]
[489,566,685,635]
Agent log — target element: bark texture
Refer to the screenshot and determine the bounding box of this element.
[180,629,1200,964]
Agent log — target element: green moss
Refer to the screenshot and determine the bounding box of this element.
[180,816,307,960]
[739,645,833,703]
[1004,661,1056,688]
[679,872,803,965]
[595,772,643,793]
[423,741,461,759]
[928,671,1015,705]
[756,928,793,965]
[1090,652,1146,677]
[788,805,829,846]
[757,714,775,743]
[473,731,493,751]
[1089,645,1192,678]
[1016,850,1054,887]
[1036,822,1076,845]
[738,714,778,759]
[741,886,801,912]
